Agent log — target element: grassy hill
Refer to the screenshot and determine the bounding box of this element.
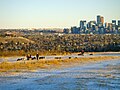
[0,36,34,43]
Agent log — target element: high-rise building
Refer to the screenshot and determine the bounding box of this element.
[90,21,96,27]
[80,20,86,33]
[105,22,108,28]
[108,23,112,33]
[118,20,120,33]
[101,17,104,24]
[97,15,101,25]
[118,20,120,27]
[112,20,117,33]
[80,20,86,29]
[63,28,70,34]
[71,26,79,34]
[112,20,116,26]
[97,15,104,27]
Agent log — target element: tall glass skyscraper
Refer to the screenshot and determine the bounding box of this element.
[97,15,101,25]
[100,17,104,24]
[118,20,120,27]
[97,15,104,25]
[80,20,86,29]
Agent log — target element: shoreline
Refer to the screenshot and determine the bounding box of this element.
[50,56,120,69]
[0,55,120,73]
[0,51,120,58]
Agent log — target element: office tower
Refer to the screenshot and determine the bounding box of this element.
[112,20,116,26]
[108,23,112,33]
[112,20,116,33]
[117,20,120,34]
[105,22,108,28]
[80,20,87,33]
[71,26,79,34]
[97,15,104,27]
[87,22,90,29]
[118,20,120,27]
[97,15,101,25]
[92,25,96,30]
[100,17,104,24]
[89,21,96,28]
[63,28,70,34]
[118,26,120,33]
[104,22,108,33]
[80,20,86,29]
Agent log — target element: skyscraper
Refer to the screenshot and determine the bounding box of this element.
[80,20,86,29]
[118,21,120,33]
[97,15,101,25]
[105,22,108,28]
[108,23,112,33]
[118,20,120,27]
[100,17,104,24]
[112,20,116,26]
[71,26,79,34]
[80,20,87,33]
[97,15,104,27]
[63,28,70,34]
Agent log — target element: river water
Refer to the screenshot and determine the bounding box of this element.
[0,53,120,90]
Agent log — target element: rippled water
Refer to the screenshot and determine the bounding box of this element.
[0,57,120,90]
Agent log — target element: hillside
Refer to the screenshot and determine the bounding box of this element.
[0,37,34,43]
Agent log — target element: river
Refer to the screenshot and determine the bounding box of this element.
[0,53,120,90]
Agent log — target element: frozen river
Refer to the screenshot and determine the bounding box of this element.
[0,54,120,90]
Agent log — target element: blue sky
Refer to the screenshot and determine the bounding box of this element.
[0,0,120,29]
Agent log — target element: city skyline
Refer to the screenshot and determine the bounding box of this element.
[0,0,120,29]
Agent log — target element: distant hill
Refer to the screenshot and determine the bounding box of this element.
[0,37,34,43]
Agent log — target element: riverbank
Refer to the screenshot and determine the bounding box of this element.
[0,51,71,57]
[0,51,120,57]
[0,55,120,73]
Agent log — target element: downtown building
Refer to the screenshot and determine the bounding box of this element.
[68,15,120,34]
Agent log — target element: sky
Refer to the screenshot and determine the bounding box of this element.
[0,0,120,29]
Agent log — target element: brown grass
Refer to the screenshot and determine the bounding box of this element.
[0,50,71,57]
[0,37,34,43]
[0,56,120,72]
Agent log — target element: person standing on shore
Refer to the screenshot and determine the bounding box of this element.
[36,53,39,60]
[81,50,85,55]
[26,54,29,60]
[26,54,31,60]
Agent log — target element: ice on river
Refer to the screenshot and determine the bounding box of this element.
[0,58,120,90]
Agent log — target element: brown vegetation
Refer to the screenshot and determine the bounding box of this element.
[1,34,120,56]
